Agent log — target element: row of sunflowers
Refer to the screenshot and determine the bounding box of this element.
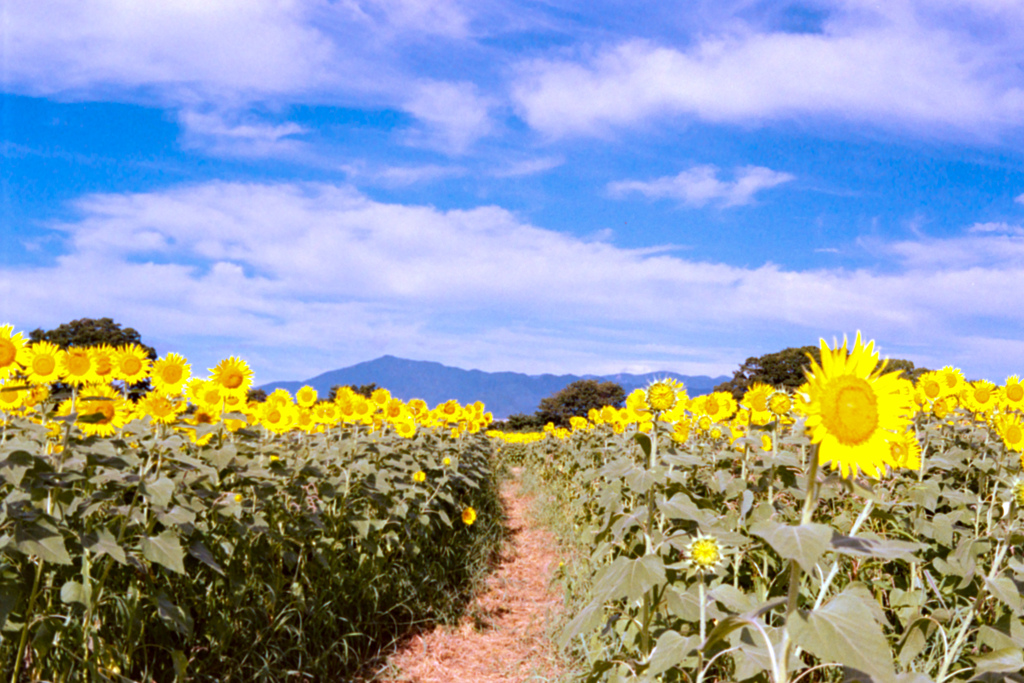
[0,324,503,681]
[505,334,1024,683]
[0,324,493,443]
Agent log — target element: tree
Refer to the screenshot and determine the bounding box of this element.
[535,379,625,428]
[715,344,928,400]
[328,383,377,400]
[491,413,545,432]
[247,388,268,403]
[30,317,156,359]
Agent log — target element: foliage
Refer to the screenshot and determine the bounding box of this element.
[491,412,547,433]
[329,383,378,400]
[536,380,626,428]
[715,345,926,399]
[29,317,157,360]
[510,386,1024,683]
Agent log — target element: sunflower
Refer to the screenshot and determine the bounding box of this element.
[760,433,773,452]
[916,371,944,403]
[932,395,955,420]
[0,325,27,381]
[209,357,253,396]
[407,398,428,418]
[703,391,738,422]
[769,391,792,417]
[670,419,691,444]
[394,417,416,439]
[89,345,118,384]
[685,533,722,571]
[138,394,186,425]
[646,379,684,414]
[996,414,1024,453]
[260,402,294,434]
[938,366,965,396]
[61,347,100,387]
[963,380,999,416]
[888,429,922,470]
[792,382,814,416]
[626,388,649,413]
[1001,375,1024,411]
[742,382,774,417]
[0,382,26,413]
[59,385,130,437]
[295,385,318,408]
[113,344,151,384]
[151,353,191,395]
[461,507,477,526]
[313,401,341,425]
[22,341,67,385]
[413,470,427,483]
[803,333,913,479]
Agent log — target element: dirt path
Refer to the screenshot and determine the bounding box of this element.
[375,474,569,683]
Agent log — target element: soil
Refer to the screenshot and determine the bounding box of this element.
[372,473,570,683]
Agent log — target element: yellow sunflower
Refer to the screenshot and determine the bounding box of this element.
[0,382,26,413]
[209,357,253,397]
[151,353,191,395]
[89,345,118,385]
[394,417,416,439]
[0,325,27,381]
[888,429,922,471]
[742,383,774,425]
[803,333,913,479]
[1002,375,1024,412]
[996,414,1024,453]
[137,393,186,425]
[296,385,318,408]
[22,341,67,385]
[916,371,944,404]
[371,387,392,407]
[113,344,151,384]
[963,380,999,416]
[646,379,685,414]
[461,506,477,526]
[769,391,792,417]
[703,391,738,422]
[938,366,965,396]
[61,347,100,387]
[59,385,130,437]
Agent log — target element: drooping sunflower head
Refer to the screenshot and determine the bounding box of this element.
[209,357,253,396]
[151,353,191,395]
[804,332,913,479]
[113,344,152,384]
[0,325,27,381]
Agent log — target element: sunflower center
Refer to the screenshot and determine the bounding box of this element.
[121,357,142,375]
[922,379,941,399]
[750,394,768,412]
[1006,424,1022,445]
[821,376,879,446]
[33,355,56,376]
[0,388,20,406]
[1008,385,1024,403]
[0,339,16,367]
[161,365,183,384]
[95,356,113,375]
[68,352,91,376]
[267,409,282,423]
[974,386,992,404]
[85,401,115,424]
[221,369,244,389]
[150,398,174,418]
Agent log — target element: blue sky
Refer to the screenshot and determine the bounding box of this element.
[4,0,1024,384]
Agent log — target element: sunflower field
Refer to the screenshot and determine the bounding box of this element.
[496,333,1024,683]
[0,325,504,681]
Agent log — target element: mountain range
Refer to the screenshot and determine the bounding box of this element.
[259,356,730,419]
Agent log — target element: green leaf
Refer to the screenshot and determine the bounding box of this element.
[660,493,717,528]
[188,541,224,575]
[0,581,23,630]
[142,530,186,574]
[60,580,92,608]
[971,647,1024,675]
[790,587,896,683]
[648,631,699,675]
[830,532,924,562]
[750,520,832,572]
[633,433,652,459]
[558,602,604,648]
[984,575,1023,615]
[155,591,193,638]
[14,519,72,565]
[592,555,666,603]
[82,527,127,565]
[142,476,175,507]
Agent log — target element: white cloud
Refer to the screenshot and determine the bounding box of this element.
[401,80,494,153]
[178,110,309,157]
[491,156,565,178]
[5,181,1024,381]
[512,2,1024,139]
[608,165,794,207]
[1015,192,1024,204]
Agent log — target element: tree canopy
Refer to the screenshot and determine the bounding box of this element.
[30,317,156,359]
[714,344,927,400]
[535,379,626,428]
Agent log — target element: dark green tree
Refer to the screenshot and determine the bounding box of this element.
[246,388,268,403]
[535,379,625,428]
[715,344,927,400]
[30,317,156,359]
[491,412,545,432]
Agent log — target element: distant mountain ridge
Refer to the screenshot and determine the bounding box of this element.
[259,355,730,419]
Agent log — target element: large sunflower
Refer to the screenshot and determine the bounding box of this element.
[742,383,775,425]
[1002,375,1024,412]
[61,347,100,387]
[803,333,912,479]
[58,385,130,437]
[113,344,152,384]
[962,380,999,416]
[0,325,27,381]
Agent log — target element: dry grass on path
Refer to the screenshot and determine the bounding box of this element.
[372,474,571,683]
